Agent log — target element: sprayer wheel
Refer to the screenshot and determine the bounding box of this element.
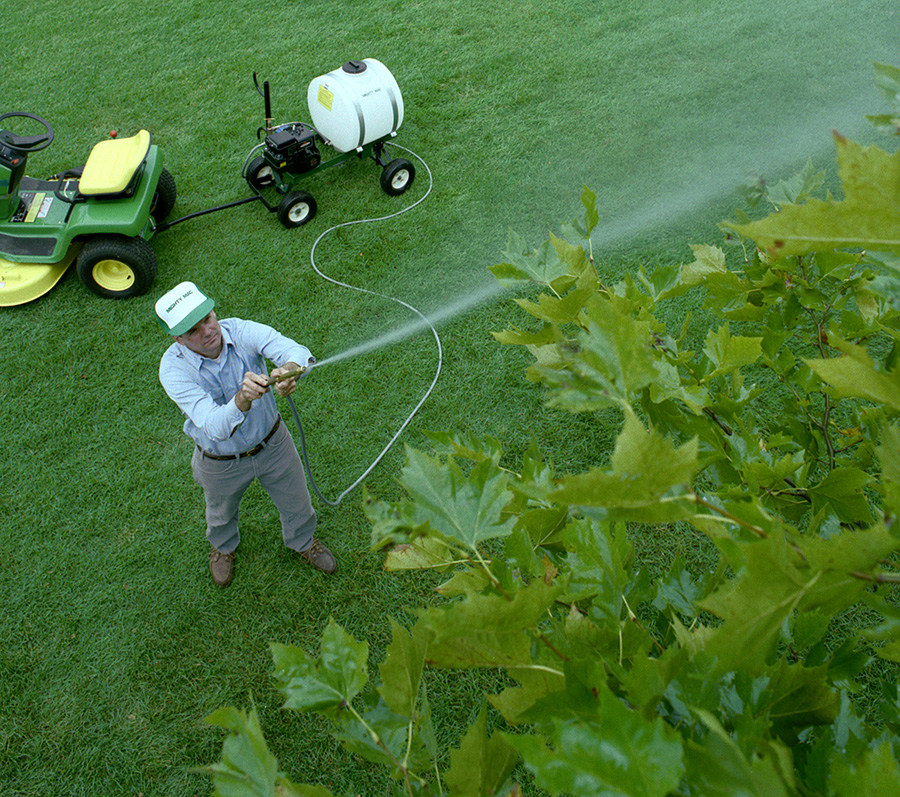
[380,158,415,196]
[277,191,317,228]
[247,156,275,189]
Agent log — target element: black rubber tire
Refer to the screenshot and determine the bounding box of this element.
[277,191,317,228]
[247,156,275,189]
[75,235,157,299]
[150,168,177,222]
[380,158,415,196]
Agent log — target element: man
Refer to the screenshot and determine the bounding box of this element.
[155,280,335,587]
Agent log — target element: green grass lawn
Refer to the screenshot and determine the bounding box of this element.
[1,0,897,793]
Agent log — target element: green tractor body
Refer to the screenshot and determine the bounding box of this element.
[0,113,174,306]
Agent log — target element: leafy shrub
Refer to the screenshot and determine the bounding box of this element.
[202,66,900,797]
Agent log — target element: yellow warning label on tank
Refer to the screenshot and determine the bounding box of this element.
[317,85,334,111]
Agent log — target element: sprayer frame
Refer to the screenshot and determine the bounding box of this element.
[243,74,415,229]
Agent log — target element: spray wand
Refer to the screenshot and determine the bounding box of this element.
[266,364,308,386]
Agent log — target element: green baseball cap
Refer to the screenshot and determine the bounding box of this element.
[155,281,215,336]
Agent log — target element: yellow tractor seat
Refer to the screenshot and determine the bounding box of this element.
[78,130,151,196]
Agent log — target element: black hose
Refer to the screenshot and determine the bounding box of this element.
[286,393,340,507]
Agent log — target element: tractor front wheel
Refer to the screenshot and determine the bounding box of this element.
[380,158,415,196]
[277,191,317,228]
[76,236,157,299]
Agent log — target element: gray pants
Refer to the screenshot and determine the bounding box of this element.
[190,418,317,554]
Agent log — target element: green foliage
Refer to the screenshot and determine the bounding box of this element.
[204,96,900,795]
[866,62,900,135]
[200,703,324,796]
[726,133,900,257]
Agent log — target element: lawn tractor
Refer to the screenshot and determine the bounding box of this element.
[0,112,175,306]
[243,58,416,227]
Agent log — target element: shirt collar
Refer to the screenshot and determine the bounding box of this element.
[173,320,234,368]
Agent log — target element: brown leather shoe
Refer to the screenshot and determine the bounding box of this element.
[209,549,235,587]
[297,539,336,574]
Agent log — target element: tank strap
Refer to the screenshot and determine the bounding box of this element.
[349,94,366,150]
[383,81,400,134]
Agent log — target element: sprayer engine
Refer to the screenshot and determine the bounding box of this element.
[262,124,321,175]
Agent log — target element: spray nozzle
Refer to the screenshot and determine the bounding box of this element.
[267,365,307,386]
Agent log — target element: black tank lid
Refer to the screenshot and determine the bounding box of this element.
[342,60,368,74]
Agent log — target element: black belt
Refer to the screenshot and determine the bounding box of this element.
[197,416,281,461]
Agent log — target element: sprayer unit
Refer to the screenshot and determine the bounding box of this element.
[244,58,415,229]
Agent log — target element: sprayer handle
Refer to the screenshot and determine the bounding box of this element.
[263,80,272,123]
[252,72,273,130]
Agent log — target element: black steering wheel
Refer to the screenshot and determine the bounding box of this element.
[0,112,55,153]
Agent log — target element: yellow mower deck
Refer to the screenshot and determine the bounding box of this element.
[0,245,80,306]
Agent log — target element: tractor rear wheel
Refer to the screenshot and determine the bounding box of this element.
[277,191,317,228]
[380,158,415,196]
[151,168,177,222]
[76,236,157,299]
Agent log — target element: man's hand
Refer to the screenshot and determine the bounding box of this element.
[269,361,303,398]
[235,372,270,412]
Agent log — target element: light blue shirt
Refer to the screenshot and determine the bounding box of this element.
[159,317,313,455]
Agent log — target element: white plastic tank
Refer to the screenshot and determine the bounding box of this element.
[307,59,404,153]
